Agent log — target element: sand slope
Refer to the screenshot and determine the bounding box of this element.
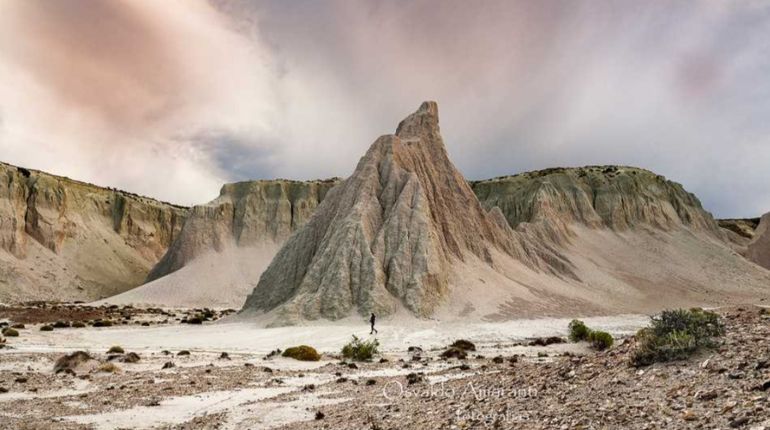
[746,212,770,270]
[102,245,280,309]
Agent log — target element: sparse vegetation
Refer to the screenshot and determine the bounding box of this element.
[341,335,380,361]
[631,308,724,367]
[72,321,86,328]
[107,345,124,354]
[587,330,614,350]
[2,328,19,337]
[568,319,590,342]
[567,319,614,350]
[98,362,121,373]
[282,345,321,361]
[40,325,53,331]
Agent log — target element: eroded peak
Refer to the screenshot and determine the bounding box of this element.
[395,101,440,140]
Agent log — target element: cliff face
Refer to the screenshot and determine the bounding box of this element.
[146,178,339,282]
[471,166,721,235]
[103,177,340,309]
[718,218,760,240]
[0,162,187,302]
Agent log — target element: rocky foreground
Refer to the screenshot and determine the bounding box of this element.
[278,307,770,430]
[0,306,768,429]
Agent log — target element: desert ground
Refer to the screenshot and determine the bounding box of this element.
[2,303,769,429]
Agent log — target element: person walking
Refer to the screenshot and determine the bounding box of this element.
[369,313,378,335]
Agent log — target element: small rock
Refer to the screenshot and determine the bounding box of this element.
[441,347,467,360]
[696,390,718,401]
[730,417,751,428]
[682,410,697,421]
[528,336,566,347]
[315,411,325,420]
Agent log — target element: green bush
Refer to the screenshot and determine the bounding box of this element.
[650,308,724,339]
[2,328,19,337]
[107,345,125,354]
[588,330,614,350]
[567,320,612,351]
[282,345,321,361]
[341,335,380,361]
[568,320,590,342]
[631,308,723,367]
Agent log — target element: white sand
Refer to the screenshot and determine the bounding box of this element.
[1,314,652,429]
[99,245,280,309]
[4,314,649,356]
[65,386,295,430]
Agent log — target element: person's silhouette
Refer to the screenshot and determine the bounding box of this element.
[369,313,378,335]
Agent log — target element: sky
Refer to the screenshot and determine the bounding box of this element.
[0,0,769,217]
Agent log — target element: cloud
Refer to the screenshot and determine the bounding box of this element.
[0,0,769,217]
[0,0,279,204]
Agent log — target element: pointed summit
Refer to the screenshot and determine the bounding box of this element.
[241,102,573,324]
[395,101,440,140]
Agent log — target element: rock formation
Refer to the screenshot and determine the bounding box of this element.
[241,103,770,325]
[3,104,769,316]
[471,166,721,235]
[147,179,339,281]
[745,212,770,270]
[104,178,339,308]
[241,102,576,323]
[718,218,760,240]
[0,162,187,302]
